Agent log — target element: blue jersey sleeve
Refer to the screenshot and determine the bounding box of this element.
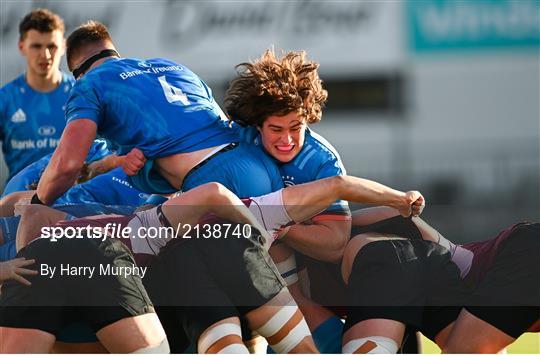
[65,79,102,125]
[57,168,150,206]
[1,153,52,197]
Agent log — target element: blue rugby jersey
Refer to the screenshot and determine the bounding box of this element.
[65,58,237,159]
[0,72,74,180]
[239,125,350,220]
[2,139,111,197]
[56,168,150,207]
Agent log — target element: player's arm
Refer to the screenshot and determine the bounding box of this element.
[161,182,269,240]
[280,218,351,263]
[79,153,126,183]
[351,206,400,226]
[36,119,97,205]
[352,206,449,244]
[282,175,424,224]
[280,176,422,262]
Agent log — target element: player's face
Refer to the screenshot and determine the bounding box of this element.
[19,29,64,78]
[258,112,307,163]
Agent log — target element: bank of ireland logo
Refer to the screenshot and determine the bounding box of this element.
[38,125,56,136]
[138,61,151,68]
[283,175,295,187]
[10,108,26,123]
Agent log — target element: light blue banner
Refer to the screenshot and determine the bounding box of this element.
[407,0,540,52]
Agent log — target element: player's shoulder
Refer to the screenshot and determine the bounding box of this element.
[299,128,343,164]
[0,74,26,96]
[56,71,75,96]
[146,57,182,67]
[147,57,200,79]
[0,75,27,116]
[60,71,75,86]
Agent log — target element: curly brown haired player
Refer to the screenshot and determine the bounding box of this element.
[225,49,327,128]
[223,49,354,353]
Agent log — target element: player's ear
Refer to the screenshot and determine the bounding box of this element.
[18,40,25,56]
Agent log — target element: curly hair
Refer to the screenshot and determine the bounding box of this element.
[224,49,328,127]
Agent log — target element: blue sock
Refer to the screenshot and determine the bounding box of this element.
[0,240,16,261]
[0,216,21,244]
[312,316,344,353]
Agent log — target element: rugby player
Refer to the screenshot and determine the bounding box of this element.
[0,9,74,181]
[438,221,539,353]
[2,173,423,353]
[224,48,352,352]
[0,182,299,354]
[340,209,539,353]
[0,141,149,260]
[32,21,282,208]
[1,139,112,200]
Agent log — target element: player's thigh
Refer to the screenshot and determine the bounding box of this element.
[96,313,166,353]
[0,327,55,353]
[444,309,515,353]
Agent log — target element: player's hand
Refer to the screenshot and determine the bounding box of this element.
[410,193,425,217]
[79,155,122,183]
[275,225,291,241]
[397,191,425,217]
[0,258,38,286]
[14,197,32,216]
[123,148,146,176]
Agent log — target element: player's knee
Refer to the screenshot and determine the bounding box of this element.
[342,336,399,354]
[201,182,232,203]
[255,299,311,353]
[198,322,249,354]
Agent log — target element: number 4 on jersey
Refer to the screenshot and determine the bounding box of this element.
[158,75,190,105]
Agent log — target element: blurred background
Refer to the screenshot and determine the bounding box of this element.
[1,0,539,243]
